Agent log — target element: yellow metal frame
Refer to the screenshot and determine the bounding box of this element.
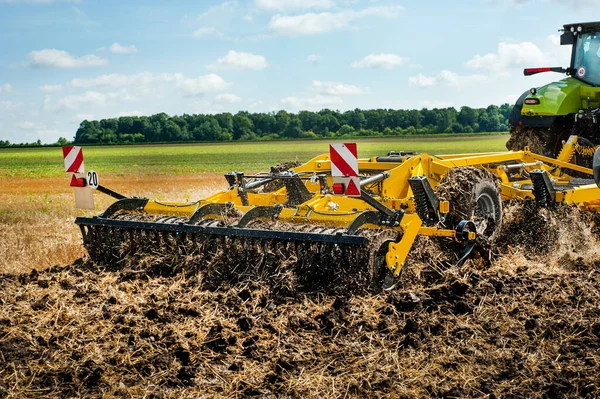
[116,135,600,277]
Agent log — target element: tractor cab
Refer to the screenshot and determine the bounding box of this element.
[564,22,600,87]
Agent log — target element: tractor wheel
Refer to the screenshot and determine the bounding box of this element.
[436,167,503,241]
[506,122,572,157]
[506,125,550,154]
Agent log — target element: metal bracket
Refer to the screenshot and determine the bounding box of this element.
[318,174,329,194]
[359,191,404,227]
[282,172,313,206]
[237,204,284,227]
[100,198,149,218]
[96,185,126,200]
[187,202,234,225]
[234,172,249,206]
[346,211,382,234]
[224,172,237,187]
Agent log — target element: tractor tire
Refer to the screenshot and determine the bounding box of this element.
[436,167,503,241]
[507,121,572,158]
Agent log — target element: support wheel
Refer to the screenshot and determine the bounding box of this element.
[437,167,503,241]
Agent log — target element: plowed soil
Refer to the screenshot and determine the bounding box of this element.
[1,201,600,398]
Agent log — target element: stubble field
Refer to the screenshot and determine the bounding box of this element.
[2,134,600,398]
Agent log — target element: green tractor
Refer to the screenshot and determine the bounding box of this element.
[507,21,600,166]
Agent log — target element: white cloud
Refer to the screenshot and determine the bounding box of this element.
[14,121,45,129]
[189,99,227,114]
[0,83,11,93]
[207,50,268,70]
[268,5,403,36]
[408,70,459,87]
[311,80,363,95]
[351,53,408,69]
[501,0,599,6]
[408,70,487,88]
[248,99,263,109]
[109,43,137,54]
[466,42,546,73]
[179,74,231,95]
[255,0,335,10]
[74,113,94,121]
[280,79,363,111]
[40,84,62,93]
[68,72,231,97]
[53,91,135,111]
[2,0,80,3]
[96,46,106,52]
[0,101,21,110]
[28,49,107,68]
[215,93,242,103]
[55,91,132,110]
[193,26,223,38]
[462,36,570,79]
[281,94,343,111]
[306,54,320,64]
[199,0,239,19]
[69,73,149,88]
[117,111,144,117]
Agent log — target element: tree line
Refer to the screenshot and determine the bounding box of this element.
[0,137,71,148]
[0,105,513,147]
[72,105,512,145]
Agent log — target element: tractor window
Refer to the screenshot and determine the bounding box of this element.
[573,32,600,86]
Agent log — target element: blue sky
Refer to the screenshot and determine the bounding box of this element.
[0,0,597,143]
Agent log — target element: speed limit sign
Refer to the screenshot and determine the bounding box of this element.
[86,170,99,190]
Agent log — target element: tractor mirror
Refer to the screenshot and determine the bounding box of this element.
[594,147,600,188]
[560,32,574,46]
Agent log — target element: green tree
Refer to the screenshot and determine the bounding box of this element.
[233,114,254,140]
[162,120,182,141]
[283,118,303,138]
[457,106,478,127]
[338,124,355,136]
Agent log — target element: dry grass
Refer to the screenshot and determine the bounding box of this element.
[0,174,226,274]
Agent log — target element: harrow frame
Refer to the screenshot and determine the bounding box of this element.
[70,135,600,287]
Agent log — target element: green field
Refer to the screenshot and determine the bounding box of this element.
[0,135,509,178]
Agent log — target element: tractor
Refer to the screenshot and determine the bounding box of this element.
[507,21,600,167]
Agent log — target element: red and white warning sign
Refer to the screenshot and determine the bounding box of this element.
[329,143,358,177]
[62,146,85,173]
[329,143,361,197]
[62,146,94,210]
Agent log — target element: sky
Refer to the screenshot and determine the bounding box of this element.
[0,0,597,143]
